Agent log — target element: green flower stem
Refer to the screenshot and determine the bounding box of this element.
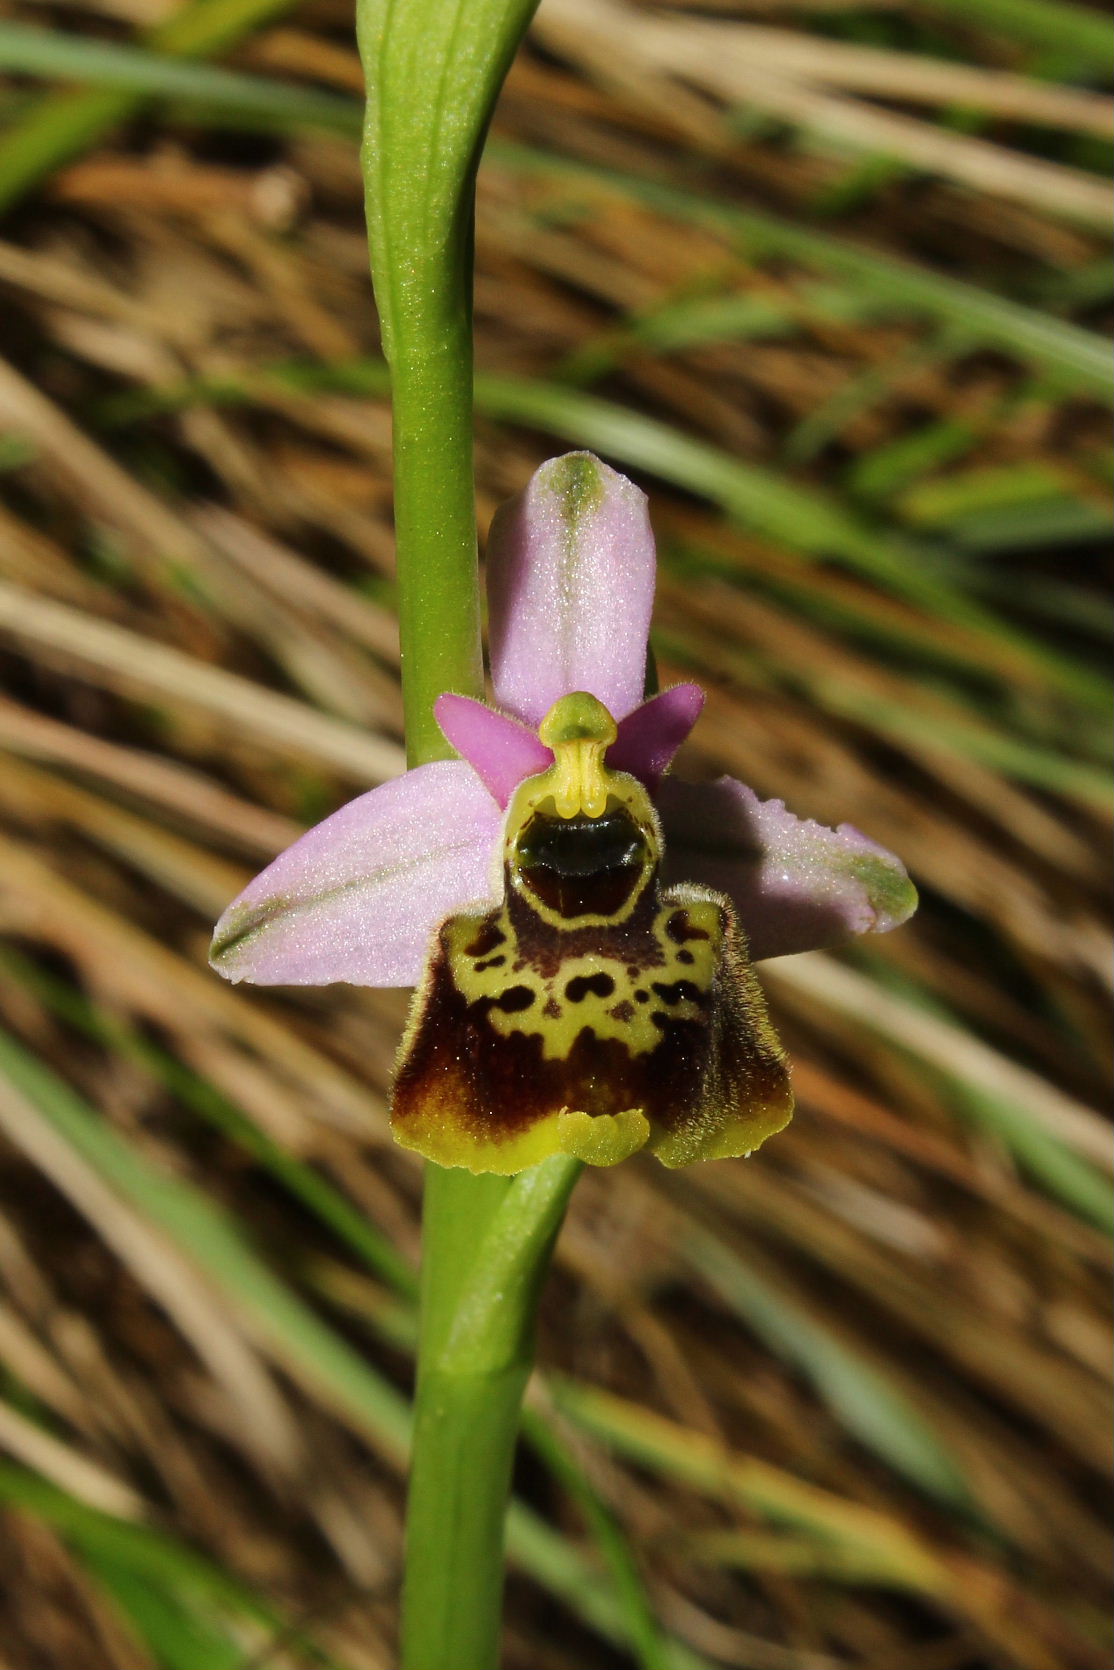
[402,1159,581,1668]
[355,3,575,1665]
[389,352,483,769]
[358,0,540,765]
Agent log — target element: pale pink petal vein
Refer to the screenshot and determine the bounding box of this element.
[210,762,503,987]
[486,452,656,726]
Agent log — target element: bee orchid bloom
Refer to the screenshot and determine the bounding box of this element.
[211,454,915,1172]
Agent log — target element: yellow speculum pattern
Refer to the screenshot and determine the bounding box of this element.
[444,895,722,1061]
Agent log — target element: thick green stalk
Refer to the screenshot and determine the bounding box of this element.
[357,0,539,765]
[354,4,576,1666]
[403,1159,580,1667]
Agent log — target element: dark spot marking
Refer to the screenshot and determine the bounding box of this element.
[475,954,506,971]
[609,1000,635,1025]
[495,985,535,1013]
[634,989,649,1004]
[464,921,506,958]
[650,1010,670,1030]
[394,939,791,1152]
[666,909,709,945]
[565,972,616,1003]
[676,949,694,965]
[652,979,704,1007]
[543,996,562,1019]
[626,965,641,980]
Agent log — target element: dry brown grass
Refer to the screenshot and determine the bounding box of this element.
[0,2,1110,1666]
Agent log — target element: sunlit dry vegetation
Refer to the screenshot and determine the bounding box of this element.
[0,0,1110,1664]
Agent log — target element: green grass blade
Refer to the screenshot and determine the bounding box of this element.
[802,684,1110,805]
[557,292,794,385]
[849,420,981,500]
[82,1553,246,1670]
[0,1023,411,1456]
[0,1027,723,1662]
[830,955,1114,1234]
[0,0,305,211]
[0,23,361,134]
[492,145,1114,403]
[523,1410,675,1670]
[682,1229,971,1507]
[549,1378,951,1595]
[0,1461,346,1670]
[0,946,418,1299]
[506,1502,715,1670]
[920,0,1113,67]
[469,372,1108,709]
[0,85,135,212]
[92,354,1107,709]
[898,461,1112,555]
[950,1083,1114,1235]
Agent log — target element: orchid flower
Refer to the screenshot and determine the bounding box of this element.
[211,454,915,1173]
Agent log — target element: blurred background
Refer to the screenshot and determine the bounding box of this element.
[0,1,1110,1666]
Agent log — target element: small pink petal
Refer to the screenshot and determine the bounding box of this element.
[609,684,705,789]
[659,776,917,962]
[436,693,551,807]
[486,453,656,726]
[210,762,503,987]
